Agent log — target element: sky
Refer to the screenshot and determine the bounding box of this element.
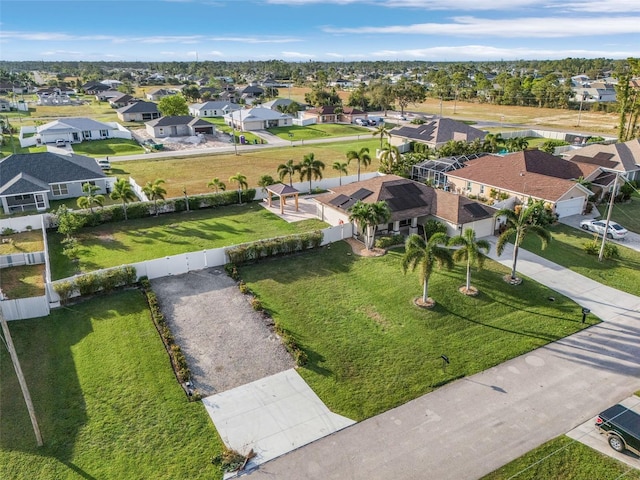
[1,0,639,63]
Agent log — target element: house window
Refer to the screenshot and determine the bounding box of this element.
[100,129,108,138]
[466,181,472,191]
[159,128,164,135]
[51,184,68,196]
[83,130,92,139]
[479,185,485,194]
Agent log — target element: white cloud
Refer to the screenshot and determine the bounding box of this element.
[207,36,300,44]
[281,51,316,58]
[325,16,640,38]
[41,49,84,56]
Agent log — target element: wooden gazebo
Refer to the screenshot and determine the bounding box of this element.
[265,184,299,214]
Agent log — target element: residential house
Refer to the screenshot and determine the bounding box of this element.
[389,118,486,150]
[240,84,264,103]
[146,88,177,101]
[302,106,367,124]
[0,152,112,214]
[108,94,138,109]
[96,90,125,102]
[224,107,293,131]
[82,82,111,95]
[145,116,215,138]
[315,174,497,238]
[445,150,600,218]
[189,101,241,118]
[0,99,10,112]
[563,138,640,182]
[19,117,132,147]
[116,101,161,122]
[261,98,303,112]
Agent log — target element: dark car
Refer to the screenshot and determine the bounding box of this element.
[595,404,640,455]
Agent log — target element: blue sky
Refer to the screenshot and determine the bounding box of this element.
[1,0,639,62]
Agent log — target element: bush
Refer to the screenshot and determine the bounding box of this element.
[224,263,240,281]
[53,281,74,304]
[583,239,620,259]
[226,230,323,265]
[1,227,16,236]
[251,298,263,311]
[238,281,250,294]
[53,265,138,300]
[375,234,404,249]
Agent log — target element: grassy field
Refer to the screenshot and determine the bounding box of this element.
[268,123,370,140]
[239,241,597,421]
[115,138,381,198]
[520,223,640,297]
[70,138,145,157]
[0,290,223,480]
[482,436,640,480]
[0,230,44,254]
[48,202,328,279]
[0,264,45,298]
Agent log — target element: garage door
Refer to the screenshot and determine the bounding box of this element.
[555,197,585,218]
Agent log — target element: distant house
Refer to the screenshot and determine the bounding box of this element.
[0,99,10,112]
[241,84,264,100]
[0,152,112,214]
[19,117,132,147]
[82,82,111,95]
[224,107,293,131]
[445,150,599,218]
[261,98,303,112]
[108,94,138,109]
[314,174,497,238]
[146,88,177,101]
[564,138,640,182]
[145,116,215,138]
[389,118,486,149]
[303,106,367,124]
[189,101,241,118]
[117,101,161,122]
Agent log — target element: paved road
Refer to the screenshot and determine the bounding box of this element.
[246,243,640,480]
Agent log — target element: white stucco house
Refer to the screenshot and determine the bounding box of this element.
[19,117,132,148]
[224,107,293,131]
[189,101,241,118]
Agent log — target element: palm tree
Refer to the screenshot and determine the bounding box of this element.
[277,159,299,187]
[257,174,275,193]
[402,232,453,306]
[505,137,529,152]
[346,147,371,182]
[332,161,348,186]
[229,172,248,203]
[482,133,504,153]
[142,178,167,216]
[348,200,390,250]
[76,182,105,214]
[298,153,325,193]
[379,143,401,174]
[448,228,491,294]
[110,178,137,220]
[207,177,226,193]
[372,123,391,149]
[495,201,552,282]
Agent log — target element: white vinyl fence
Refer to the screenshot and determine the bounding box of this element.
[0,251,45,268]
[0,214,45,234]
[1,296,49,321]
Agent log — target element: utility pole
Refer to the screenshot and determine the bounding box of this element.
[0,311,43,446]
[599,174,619,262]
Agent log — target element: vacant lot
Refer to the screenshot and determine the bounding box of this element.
[240,241,597,421]
[0,291,222,480]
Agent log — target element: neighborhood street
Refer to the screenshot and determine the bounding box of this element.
[245,242,640,480]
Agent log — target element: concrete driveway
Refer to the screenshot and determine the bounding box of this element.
[560,213,640,253]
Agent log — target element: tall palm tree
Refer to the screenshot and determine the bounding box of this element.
[346,147,371,182]
[448,228,491,294]
[142,178,167,216]
[109,178,137,220]
[482,133,504,153]
[207,177,226,193]
[348,200,390,250]
[277,159,299,187]
[332,161,348,186]
[379,143,401,174]
[76,182,105,214]
[372,123,391,149]
[495,201,552,282]
[402,232,453,306]
[298,153,325,193]
[229,172,248,203]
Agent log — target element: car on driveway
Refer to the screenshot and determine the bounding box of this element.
[596,404,640,456]
[580,219,628,239]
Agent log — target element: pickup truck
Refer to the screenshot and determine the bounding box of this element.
[595,404,640,455]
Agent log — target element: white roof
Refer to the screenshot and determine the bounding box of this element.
[228,107,292,122]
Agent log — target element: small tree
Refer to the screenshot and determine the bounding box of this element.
[348,200,390,250]
[372,123,391,149]
[332,161,348,186]
[207,177,226,193]
[277,159,299,187]
[257,174,275,193]
[76,182,105,214]
[56,204,85,241]
[448,228,491,295]
[379,143,401,174]
[142,178,167,216]
[229,172,248,203]
[346,147,371,182]
[110,178,137,220]
[158,94,189,116]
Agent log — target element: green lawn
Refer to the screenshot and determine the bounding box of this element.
[239,242,597,421]
[48,202,328,279]
[0,264,45,298]
[482,436,640,480]
[267,123,370,141]
[520,223,640,296]
[1,134,47,157]
[70,138,145,157]
[0,290,222,480]
[609,193,640,234]
[0,230,44,254]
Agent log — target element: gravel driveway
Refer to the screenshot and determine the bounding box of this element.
[151,267,294,396]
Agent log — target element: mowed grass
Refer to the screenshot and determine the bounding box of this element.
[268,123,370,140]
[0,230,44,254]
[0,264,45,298]
[0,290,222,480]
[70,138,145,157]
[48,202,328,279]
[115,138,380,198]
[239,242,597,421]
[609,193,640,234]
[520,223,640,296]
[481,436,640,480]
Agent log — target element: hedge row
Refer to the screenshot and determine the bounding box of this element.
[51,189,257,228]
[139,278,194,393]
[226,230,323,265]
[53,265,137,303]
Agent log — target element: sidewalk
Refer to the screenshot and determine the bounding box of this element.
[246,243,640,479]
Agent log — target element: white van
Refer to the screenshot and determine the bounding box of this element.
[97,159,111,171]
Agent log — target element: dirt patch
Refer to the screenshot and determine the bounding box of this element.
[151,268,294,396]
[360,305,392,329]
[131,128,232,152]
[344,237,385,257]
[96,233,115,242]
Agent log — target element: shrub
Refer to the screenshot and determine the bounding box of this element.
[583,239,620,259]
[251,298,263,311]
[375,234,405,249]
[1,227,16,236]
[224,263,240,280]
[227,231,323,265]
[75,273,100,296]
[53,281,75,304]
[238,281,250,294]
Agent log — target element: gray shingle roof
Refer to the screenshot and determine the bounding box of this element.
[145,115,211,127]
[0,152,105,196]
[38,117,114,133]
[390,118,486,145]
[117,101,159,114]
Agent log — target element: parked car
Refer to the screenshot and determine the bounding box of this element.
[354,118,368,126]
[580,219,628,239]
[595,404,640,455]
[55,139,66,147]
[96,158,111,171]
[368,119,377,126]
